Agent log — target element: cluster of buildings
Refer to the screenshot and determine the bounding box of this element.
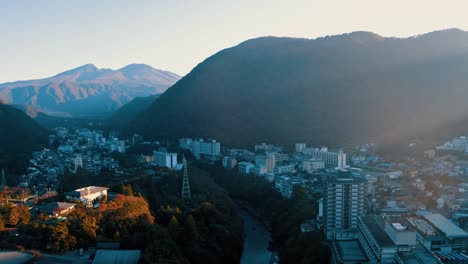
[179,138,221,160]
[332,212,468,263]
[55,128,126,154]
[214,140,468,263]
[25,148,63,195]
[437,136,468,152]
[9,123,468,263]
[53,128,122,175]
[145,138,222,169]
[31,186,109,218]
[222,143,349,198]
[319,169,468,263]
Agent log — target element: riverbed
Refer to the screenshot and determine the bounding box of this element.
[238,208,272,264]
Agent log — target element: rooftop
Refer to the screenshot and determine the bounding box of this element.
[360,215,396,247]
[407,217,441,237]
[397,246,440,264]
[332,240,368,262]
[37,202,76,216]
[92,250,141,264]
[422,214,468,238]
[68,186,109,197]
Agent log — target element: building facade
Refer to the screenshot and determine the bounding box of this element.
[323,171,366,240]
[152,151,178,168]
[303,158,325,173]
[305,149,348,170]
[238,162,255,174]
[66,186,108,207]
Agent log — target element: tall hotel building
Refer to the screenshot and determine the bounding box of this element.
[323,170,366,240]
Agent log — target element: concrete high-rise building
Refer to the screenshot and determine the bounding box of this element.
[254,143,275,152]
[452,136,468,151]
[323,171,366,240]
[192,139,221,159]
[74,157,83,172]
[179,138,194,150]
[255,153,275,173]
[295,143,307,153]
[152,150,178,168]
[238,162,255,174]
[305,149,347,170]
[303,158,325,173]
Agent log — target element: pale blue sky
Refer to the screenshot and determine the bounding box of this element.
[1,0,467,83]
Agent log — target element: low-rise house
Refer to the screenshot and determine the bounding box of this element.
[36,202,76,217]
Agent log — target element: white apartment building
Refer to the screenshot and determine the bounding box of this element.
[238,162,255,174]
[303,158,325,173]
[305,149,347,170]
[179,138,194,150]
[295,143,307,153]
[192,139,221,159]
[66,186,108,207]
[275,164,295,174]
[275,175,301,198]
[255,153,275,173]
[152,150,178,168]
[74,156,83,172]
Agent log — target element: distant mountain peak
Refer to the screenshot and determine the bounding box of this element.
[119,63,157,73]
[120,63,153,69]
[416,28,467,39]
[55,63,98,77]
[345,31,383,40]
[0,63,181,117]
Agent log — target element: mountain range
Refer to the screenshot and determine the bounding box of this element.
[128,29,468,148]
[0,64,180,117]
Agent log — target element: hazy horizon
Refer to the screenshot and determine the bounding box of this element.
[1,0,468,83]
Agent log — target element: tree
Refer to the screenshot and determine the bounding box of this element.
[168,215,181,241]
[141,225,189,264]
[50,221,77,252]
[4,205,30,226]
[99,195,154,238]
[8,206,21,226]
[0,215,5,230]
[184,214,199,241]
[120,185,134,196]
[67,209,98,248]
[280,233,330,263]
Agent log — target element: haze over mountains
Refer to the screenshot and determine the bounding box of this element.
[129,29,468,147]
[0,64,180,117]
[111,94,160,126]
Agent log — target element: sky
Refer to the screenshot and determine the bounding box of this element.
[1,0,467,83]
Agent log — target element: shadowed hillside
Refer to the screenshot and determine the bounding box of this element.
[129,29,468,148]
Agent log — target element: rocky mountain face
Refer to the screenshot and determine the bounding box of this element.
[0,64,180,117]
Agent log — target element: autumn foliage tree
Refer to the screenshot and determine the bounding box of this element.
[98,194,154,238]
